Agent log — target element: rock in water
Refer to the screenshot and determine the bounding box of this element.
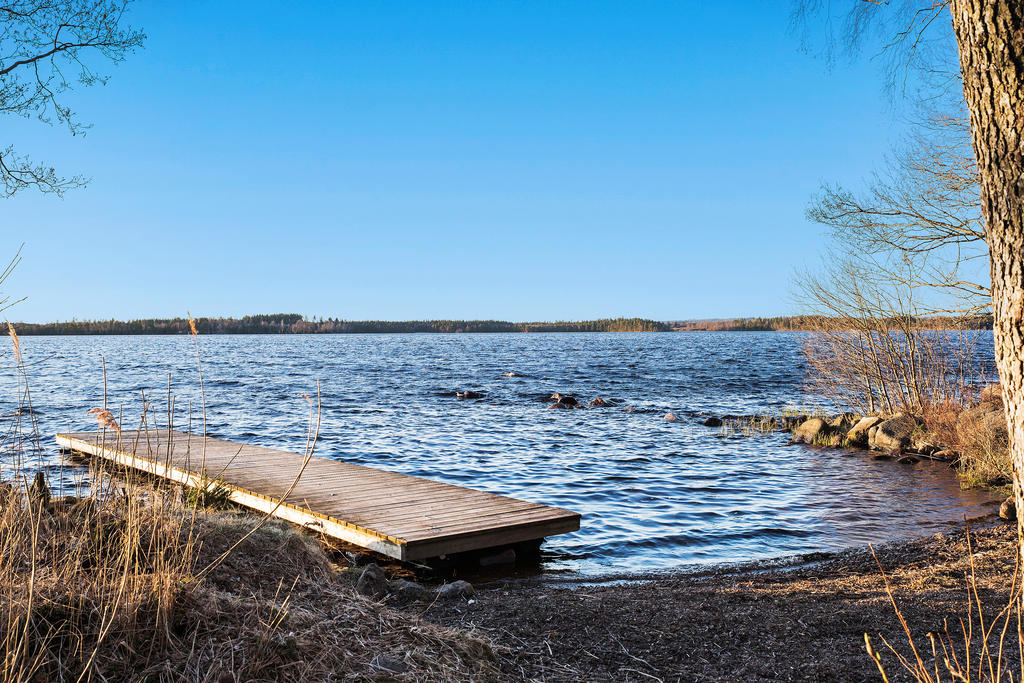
[777,415,807,431]
[437,580,475,600]
[846,416,882,448]
[355,564,388,598]
[909,439,940,456]
[1000,497,1017,521]
[870,413,918,452]
[589,397,611,407]
[664,413,679,422]
[828,413,860,431]
[702,416,723,427]
[456,390,484,399]
[792,417,828,444]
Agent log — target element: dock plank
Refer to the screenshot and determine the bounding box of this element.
[56,429,580,561]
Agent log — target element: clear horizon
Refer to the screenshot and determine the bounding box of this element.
[3,1,916,323]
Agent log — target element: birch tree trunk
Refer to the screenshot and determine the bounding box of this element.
[948,0,1024,547]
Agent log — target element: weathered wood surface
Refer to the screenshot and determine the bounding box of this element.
[55,429,581,561]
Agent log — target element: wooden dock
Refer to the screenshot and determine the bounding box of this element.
[55,429,580,561]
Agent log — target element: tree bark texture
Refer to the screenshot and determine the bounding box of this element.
[949,1,1024,544]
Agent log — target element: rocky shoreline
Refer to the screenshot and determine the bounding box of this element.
[699,385,1013,505]
[458,382,1010,493]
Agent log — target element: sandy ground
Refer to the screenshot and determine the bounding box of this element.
[407,521,1019,682]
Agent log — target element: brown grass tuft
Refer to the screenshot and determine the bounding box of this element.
[86,407,121,433]
[5,321,18,361]
[0,306,496,681]
[923,395,1011,490]
[0,473,498,682]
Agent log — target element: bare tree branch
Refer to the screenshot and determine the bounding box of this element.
[0,1,144,197]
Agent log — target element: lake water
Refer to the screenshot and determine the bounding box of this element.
[0,332,999,576]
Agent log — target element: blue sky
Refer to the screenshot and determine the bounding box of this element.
[3,1,913,322]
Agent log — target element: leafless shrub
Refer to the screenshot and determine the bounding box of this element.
[797,254,983,415]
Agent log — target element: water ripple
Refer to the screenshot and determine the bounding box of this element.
[1,331,999,575]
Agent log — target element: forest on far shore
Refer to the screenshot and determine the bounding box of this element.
[670,315,994,331]
[11,315,672,335]
[9,314,994,335]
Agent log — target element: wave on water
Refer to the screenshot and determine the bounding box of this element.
[1,331,1000,575]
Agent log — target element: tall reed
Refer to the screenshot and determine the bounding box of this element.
[0,320,495,680]
[868,529,1024,682]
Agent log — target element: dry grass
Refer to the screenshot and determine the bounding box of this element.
[0,469,193,682]
[868,527,1024,682]
[923,391,1011,491]
[0,320,497,682]
[0,465,499,682]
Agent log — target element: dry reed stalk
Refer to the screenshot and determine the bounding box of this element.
[86,408,120,434]
[185,312,208,484]
[868,527,1024,682]
[5,323,17,363]
[0,323,495,681]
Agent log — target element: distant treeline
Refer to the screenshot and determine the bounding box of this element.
[12,314,671,335]
[13,314,994,335]
[671,315,995,331]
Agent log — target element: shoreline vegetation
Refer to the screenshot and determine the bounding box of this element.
[2,0,1022,678]
[11,313,995,335]
[747,385,1012,493]
[3,309,1013,679]
[1,319,1015,680]
[7,460,1016,681]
